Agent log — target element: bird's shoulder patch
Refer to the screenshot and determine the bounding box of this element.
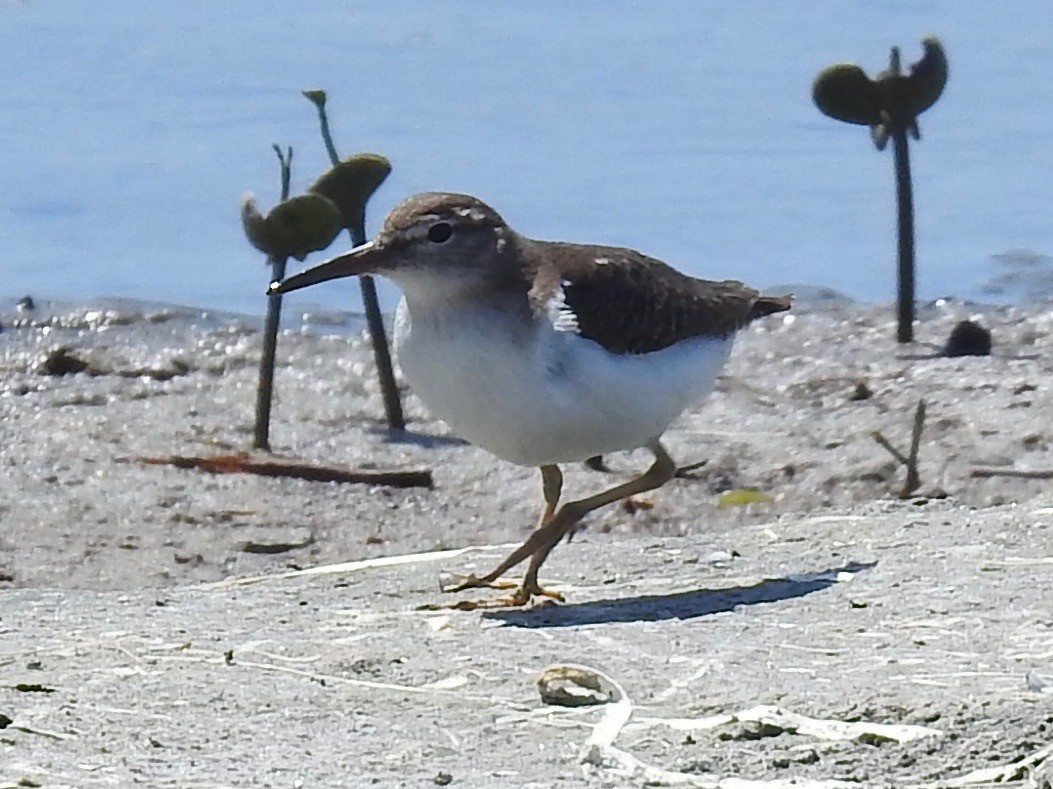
[525,241,790,355]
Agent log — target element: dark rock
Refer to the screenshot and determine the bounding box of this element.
[849,381,873,401]
[39,347,90,376]
[944,320,992,357]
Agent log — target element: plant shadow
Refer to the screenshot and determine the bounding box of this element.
[485,560,877,629]
[370,426,469,449]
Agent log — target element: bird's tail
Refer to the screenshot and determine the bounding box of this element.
[748,294,793,322]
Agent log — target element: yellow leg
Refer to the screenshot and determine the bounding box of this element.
[539,464,563,524]
[444,442,676,608]
[518,442,676,600]
[440,465,562,594]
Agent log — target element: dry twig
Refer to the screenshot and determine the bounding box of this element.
[870,399,926,498]
[970,467,1053,480]
[137,452,431,488]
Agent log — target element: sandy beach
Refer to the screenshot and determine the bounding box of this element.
[1,295,1051,787]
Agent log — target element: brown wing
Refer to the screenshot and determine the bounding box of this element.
[526,240,790,355]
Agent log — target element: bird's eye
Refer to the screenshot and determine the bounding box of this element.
[427,222,453,244]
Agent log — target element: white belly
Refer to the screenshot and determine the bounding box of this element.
[394,298,732,467]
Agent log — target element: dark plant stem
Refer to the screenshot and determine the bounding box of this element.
[253,256,288,450]
[253,146,293,450]
[352,227,405,431]
[892,128,915,344]
[275,144,292,199]
[870,399,926,498]
[316,106,340,165]
[309,97,404,432]
[902,398,925,496]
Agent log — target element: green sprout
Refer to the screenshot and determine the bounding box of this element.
[310,153,392,244]
[241,192,342,262]
[242,144,321,451]
[813,37,948,343]
[241,92,403,451]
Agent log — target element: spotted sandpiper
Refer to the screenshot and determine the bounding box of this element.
[272,192,790,607]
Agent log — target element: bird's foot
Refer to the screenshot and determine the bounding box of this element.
[427,574,564,610]
[675,459,709,479]
[621,496,654,514]
[438,571,518,594]
[584,455,611,473]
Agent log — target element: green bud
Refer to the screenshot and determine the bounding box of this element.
[302,89,327,109]
[872,37,947,136]
[904,36,948,118]
[240,192,342,261]
[241,195,274,256]
[814,37,947,147]
[812,63,883,126]
[309,153,392,238]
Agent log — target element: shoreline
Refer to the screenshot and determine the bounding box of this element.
[1,295,1049,591]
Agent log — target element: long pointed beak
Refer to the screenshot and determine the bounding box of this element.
[268,241,392,295]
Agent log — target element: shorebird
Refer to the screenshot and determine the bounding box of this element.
[272,192,790,608]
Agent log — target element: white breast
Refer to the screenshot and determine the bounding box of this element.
[393,296,733,467]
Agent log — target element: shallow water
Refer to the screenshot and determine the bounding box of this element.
[2,2,1051,315]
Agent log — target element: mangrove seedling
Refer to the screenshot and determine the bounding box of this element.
[813,36,948,343]
[242,91,402,450]
[242,145,343,451]
[303,89,405,432]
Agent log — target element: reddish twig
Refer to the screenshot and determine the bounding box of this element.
[138,453,432,488]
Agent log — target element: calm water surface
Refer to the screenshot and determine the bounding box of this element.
[1,2,1051,315]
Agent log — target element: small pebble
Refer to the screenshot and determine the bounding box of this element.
[537,664,617,707]
[1025,670,1051,693]
[704,550,735,564]
[849,381,873,401]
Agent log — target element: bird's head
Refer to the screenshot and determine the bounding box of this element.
[269,192,518,301]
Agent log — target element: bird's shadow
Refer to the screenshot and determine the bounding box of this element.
[485,560,877,629]
[368,426,469,449]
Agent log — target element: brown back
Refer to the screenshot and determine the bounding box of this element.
[523,239,791,355]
